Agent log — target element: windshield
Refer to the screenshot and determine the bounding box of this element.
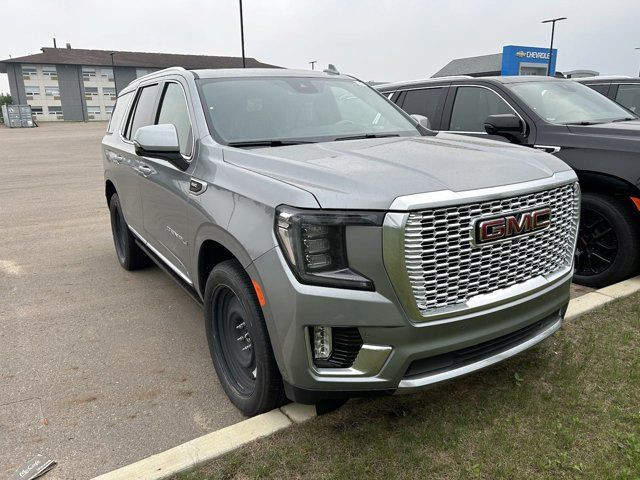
[198,76,418,145]
[507,81,636,125]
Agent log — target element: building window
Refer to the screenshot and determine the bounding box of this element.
[47,106,64,119]
[22,65,37,80]
[25,86,41,99]
[85,87,99,100]
[42,65,58,80]
[102,87,116,99]
[101,68,114,82]
[105,106,114,115]
[45,86,61,99]
[31,107,44,115]
[82,67,97,81]
[87,106,102,119]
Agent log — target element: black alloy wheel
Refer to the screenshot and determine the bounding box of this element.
[574,207,618,277]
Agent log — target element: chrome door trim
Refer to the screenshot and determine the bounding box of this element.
[395,315,562,392]
[129,225,193,285]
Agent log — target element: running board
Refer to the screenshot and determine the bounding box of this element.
[134,239,203,308]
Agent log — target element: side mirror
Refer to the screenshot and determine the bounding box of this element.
[483,114,525,143]
[133,124,188,170]
[411,114,431,130]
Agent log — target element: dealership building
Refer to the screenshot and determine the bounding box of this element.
[432,45,598,78]
[0,47,277,122]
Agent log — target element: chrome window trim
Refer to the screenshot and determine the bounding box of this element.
[129,226,193,285]
[396,314,562,392]
[156,80,196,162]
[443,84,526,136]
[383,170,578,324]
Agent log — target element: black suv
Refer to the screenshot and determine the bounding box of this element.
[574,76,640,115]
[377,76,640,287]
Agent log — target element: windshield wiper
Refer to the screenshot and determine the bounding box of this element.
[563,121,603,126]
[612,117,637,122]
[333,133,400,141]
[227,140,315,148]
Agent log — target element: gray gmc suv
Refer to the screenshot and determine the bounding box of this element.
[102,67,579,416]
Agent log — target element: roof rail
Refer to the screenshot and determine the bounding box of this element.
[134,66,188,82]
[574,75,634,81]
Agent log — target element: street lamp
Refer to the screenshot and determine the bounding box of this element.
[110,52,118,93]
[309,60,317,70]
[239,0,246,68]
[541,17,567,76]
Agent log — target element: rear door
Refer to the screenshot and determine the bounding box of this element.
[139,79,197,283]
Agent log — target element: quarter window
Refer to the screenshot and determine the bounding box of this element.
[156,83,192,156]
[586,84,609,95]
[449,86,514,132]
[615,84,640,114]
[126,84,160,140]
[107,91,132,134]
[400,88,445,128]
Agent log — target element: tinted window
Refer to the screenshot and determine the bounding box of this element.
[107,91,132,134]
[449,86,513,132]
[401,88,444,128]
[615,84,640,114]
[586,84,609,95]
[157,83,192,156]
[127,84,159,140]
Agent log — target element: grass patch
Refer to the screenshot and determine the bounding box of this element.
[179,293,640,480]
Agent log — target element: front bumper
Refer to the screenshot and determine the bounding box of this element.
[248,245,571,404]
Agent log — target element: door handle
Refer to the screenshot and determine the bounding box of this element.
[138,165,153,176]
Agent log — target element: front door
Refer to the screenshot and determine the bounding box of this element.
[139,80,196,283]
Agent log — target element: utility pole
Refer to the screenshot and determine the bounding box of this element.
[110,52,118,94]
[239,0,246,68]
[541,17,567,76]
[636,48,640,77]
[309,60,317,70]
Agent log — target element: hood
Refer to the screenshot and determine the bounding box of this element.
[567,119,640,139]
[222,134,572,209]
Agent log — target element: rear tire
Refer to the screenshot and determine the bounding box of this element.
[108,193,149,271]
[204,259,285,416]
[574,193,640,287]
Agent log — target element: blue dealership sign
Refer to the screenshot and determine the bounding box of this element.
[501,45,557,76]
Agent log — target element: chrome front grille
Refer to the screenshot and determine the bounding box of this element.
[404,183,579,317]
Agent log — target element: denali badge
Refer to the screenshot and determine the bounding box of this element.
[474,207,551,245]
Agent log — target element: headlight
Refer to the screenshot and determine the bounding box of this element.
[275,206,384,290]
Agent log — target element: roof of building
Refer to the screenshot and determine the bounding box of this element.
[0,47,279,73]
[432,53,502,78]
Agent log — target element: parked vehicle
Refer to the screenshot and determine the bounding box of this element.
[103,67,578,416]
[378,76,640,287]
[574,76,640,114]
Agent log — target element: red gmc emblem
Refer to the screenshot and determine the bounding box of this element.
[474,207,551,244]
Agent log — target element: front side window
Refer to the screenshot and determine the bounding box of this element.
[127,84,159,140]
[156,83,192,156]
[508,81,635,124]
[615,84,640,114]
[449,86,514,132]
[198,76,417,144]
[400,88,445,128]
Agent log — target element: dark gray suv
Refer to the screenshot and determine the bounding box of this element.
[103,67,578,416]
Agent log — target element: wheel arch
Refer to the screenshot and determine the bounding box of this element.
[576,170,640,214]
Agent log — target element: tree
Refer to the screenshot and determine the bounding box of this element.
[0,94,13,124]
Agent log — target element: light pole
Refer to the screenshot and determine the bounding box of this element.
[541,17,567,76]
[636,47,640,77]
[110,52,118,93]
[239,0,246,68]
[309,60,317,70]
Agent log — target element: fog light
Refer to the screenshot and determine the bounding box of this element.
[312,326,332,360]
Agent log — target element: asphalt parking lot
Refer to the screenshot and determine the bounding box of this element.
[0,122,593,480]
[0,122,244,479]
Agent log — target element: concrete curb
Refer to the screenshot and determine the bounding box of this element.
[93,275,639,480]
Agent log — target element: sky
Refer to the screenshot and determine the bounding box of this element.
[1,0,639,94]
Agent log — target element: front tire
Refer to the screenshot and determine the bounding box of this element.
[204,260,285,416]
[109,193,148,270]
[574,193,640,287]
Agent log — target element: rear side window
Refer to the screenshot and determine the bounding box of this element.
[615,84,640,114]
[449,86,513,132]
[156,83,193,156]
[586,84,609,95]
[126,84,159,140]
[400,88,445,128]
[106,91,132,134]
